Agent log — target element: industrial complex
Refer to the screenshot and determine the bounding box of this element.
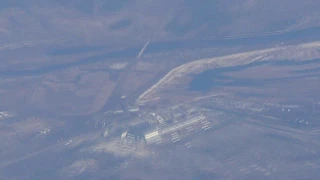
[114,103,218,148]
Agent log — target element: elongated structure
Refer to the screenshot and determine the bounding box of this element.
[137,39,150,59]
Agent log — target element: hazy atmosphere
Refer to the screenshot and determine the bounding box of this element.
[1,1,320,179]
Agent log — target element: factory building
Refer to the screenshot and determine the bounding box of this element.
[144,114,206,144]
[114,109,124,114]
[121,131,128,139]
[128,106,139,113]
[144,130,162,144]
[160,115,206,135]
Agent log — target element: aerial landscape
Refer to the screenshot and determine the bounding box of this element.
[0,1,320,179]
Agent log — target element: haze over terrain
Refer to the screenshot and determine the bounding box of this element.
[2,0,320,48]
[0,1,320,179]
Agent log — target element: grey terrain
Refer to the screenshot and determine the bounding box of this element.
[0,1,320,180]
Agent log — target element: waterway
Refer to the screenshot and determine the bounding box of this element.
[189,59,320,92]
[1,26,320,78]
